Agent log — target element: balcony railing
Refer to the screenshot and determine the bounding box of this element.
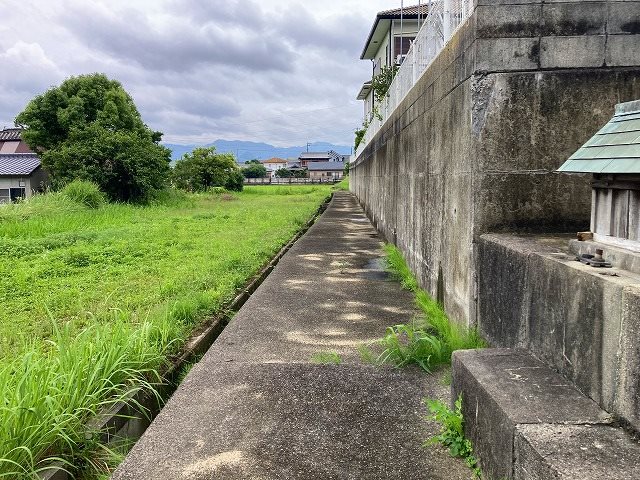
[355,0,474,159]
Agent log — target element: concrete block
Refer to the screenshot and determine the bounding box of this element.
[606,34,640,67]
[541,3,607,36]
[607,3,640,35]
[475,37,540,72]
[475,4,542,38]
[452,349,611,480]
[514,424,640,479]
[616,285,640,432]
[540,35,606,69]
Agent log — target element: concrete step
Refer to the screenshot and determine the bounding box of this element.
[452,348,640,480]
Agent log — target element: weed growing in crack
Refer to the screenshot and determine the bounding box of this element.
[370,245,485,372]
[425,395,481,478]
[311,351,342,365]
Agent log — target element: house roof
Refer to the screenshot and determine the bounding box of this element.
[357,82,372,100]
[0,128,23,141]
[262,157,287,164]
[0,153,41,175]
[299,152,332,159]
[307,161,345,171]
[558,100,640,174]
[361,3,430,59]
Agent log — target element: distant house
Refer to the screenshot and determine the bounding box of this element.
[0,127,47,203]
[262,157,288,178]
[0,127,34,154]
[298,150,346,167]
[307,161,345,180]
[0,154,47,203]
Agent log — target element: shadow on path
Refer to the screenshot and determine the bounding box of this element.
[113,192,474,480]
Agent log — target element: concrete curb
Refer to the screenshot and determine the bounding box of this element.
[39,193,333,480]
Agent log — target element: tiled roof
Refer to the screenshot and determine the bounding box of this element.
[378,4,430,17]
[0,128,23,141]
[299,152,332,159]
[307,161,345,171]
[558,100,640,174]
[0,153,41,175]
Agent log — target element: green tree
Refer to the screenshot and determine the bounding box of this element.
[243,163,267,178]
[343,161,350,176]
[172,147,244,192]
[15,73,170,202]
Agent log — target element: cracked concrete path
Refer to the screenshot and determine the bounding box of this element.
[113,191,474,480]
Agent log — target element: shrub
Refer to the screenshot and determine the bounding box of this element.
[61,180,106,208]
[225,170,244,192]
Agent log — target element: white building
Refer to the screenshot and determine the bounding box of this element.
[357,4,428,123]
[262,158,288,178]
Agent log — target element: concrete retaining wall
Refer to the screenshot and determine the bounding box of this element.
[350,0,640,325]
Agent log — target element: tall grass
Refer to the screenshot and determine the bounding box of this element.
[0,185,333,477]
[374,245,485,372]
[0,316,177,478]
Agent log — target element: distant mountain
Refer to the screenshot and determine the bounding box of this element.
[163,140,352,162]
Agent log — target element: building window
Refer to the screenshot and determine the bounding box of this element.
[394,36,415,60]
[0,188,9,203]
[9,187,25,202]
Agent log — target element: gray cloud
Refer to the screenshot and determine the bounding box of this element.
[60,3,296,73]
[0,0,392,148]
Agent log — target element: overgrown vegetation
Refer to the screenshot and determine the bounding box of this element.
[426,396,481,477]
[16,73,171,202]
[61,180,107,209]
[0,185,332,478]
[372,245,485,372]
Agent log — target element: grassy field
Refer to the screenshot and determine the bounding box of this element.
[0,185,333,477]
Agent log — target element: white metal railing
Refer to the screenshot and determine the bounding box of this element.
[355,0,474,159]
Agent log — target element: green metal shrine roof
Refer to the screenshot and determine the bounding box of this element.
[558,100,640,174]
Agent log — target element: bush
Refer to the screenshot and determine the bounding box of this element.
[225,170,244,192]
[61,180,106,209]
[242,163,267,178]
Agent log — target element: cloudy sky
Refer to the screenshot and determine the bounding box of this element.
[0,0,398,148]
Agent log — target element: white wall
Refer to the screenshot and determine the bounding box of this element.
[0,176,32,203]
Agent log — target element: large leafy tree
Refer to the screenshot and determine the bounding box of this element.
[172,147,244,192]
[15,73,171,202]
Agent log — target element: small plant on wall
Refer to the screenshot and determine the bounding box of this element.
[371,65,399,102]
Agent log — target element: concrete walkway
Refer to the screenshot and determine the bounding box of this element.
[113,192,474,480]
